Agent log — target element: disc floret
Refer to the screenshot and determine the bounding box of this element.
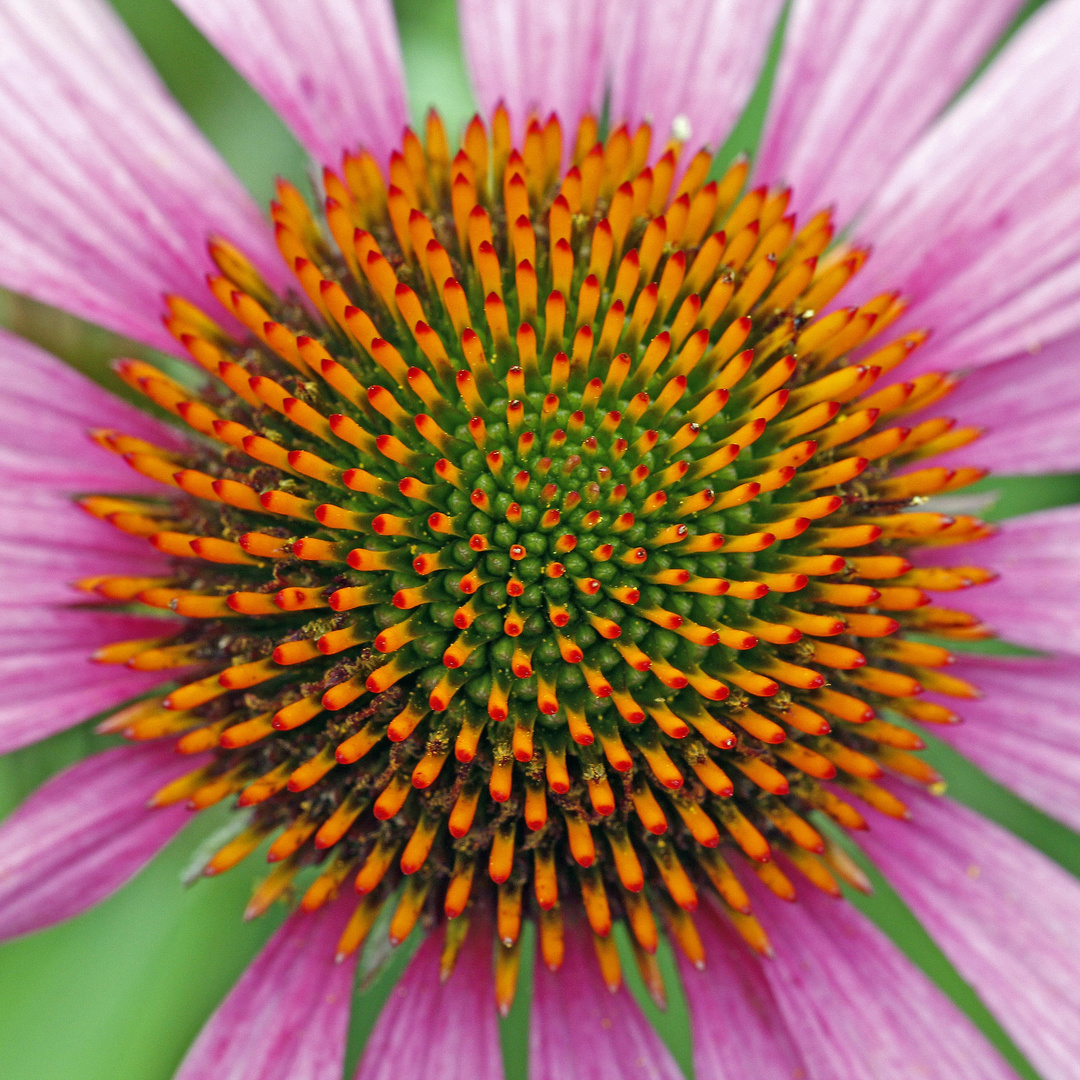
[83,106,994,1003]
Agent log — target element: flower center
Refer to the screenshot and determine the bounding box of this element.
[83,107,995,1010]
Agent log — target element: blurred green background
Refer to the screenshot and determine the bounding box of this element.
[0,1,1074,1078]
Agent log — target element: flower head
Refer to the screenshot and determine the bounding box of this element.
[73,109,1003,1006]
[3,1,1080,1079]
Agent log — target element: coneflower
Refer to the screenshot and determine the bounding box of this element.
[2,1,1080,1079]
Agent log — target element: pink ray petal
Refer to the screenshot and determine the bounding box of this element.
[0,501,176,747]
[603,0,784,160]
[0,333,181,750]
[0,329,183,447]
[0,332,178,627]
[677,903,807,1079]
[0,489,172,608]
[920,654,1080,832]
[0,607,173,655]
[355,918,502,1080]
[531,917,685,1080]
[0,548,168,607]
[908,329,1080,476]
[0,328,187,490]
[719,878,1020,1080]
[0,0,285,354]
[756,0,1021,229]
[459,0,608,150]
[0,664,168,755]
[0,488,165,553]
[175,893,358,1080]
[911,503,1080,656]
[175,0,407,170]
[860,785,1080,1080]
[850,0,1080,375]
[0,605,179,752]
[0,741,198,941]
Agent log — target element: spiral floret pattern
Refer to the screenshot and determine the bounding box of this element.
[82,109,995,1004]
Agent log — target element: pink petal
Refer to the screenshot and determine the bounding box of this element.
[603,1,784,159]
[0,741,197,940]
[459,0,608,149]
[175,0,407,169]
[0,489,171,607]
[756,0,1020,229]
[531,917,684,1080]
[0,607,177,752]
[0,329,177,442]
[677,904,807,1079]
[724,879,1020,1080]
[0,546,167,607]
[859,786,1080,1080]
[851,0,1080,374]
[912,503,1080,655]
[0,607,172,654]
[355,919,502,1080]
[175,893,358,1080]
[914,330,1080,475]
[0,0,284,353]
[0,662,167,755]
[0,488,163,552]
[921,654,1080,832]
[0,670,174,756]
[0,330,182,749]
[0,327,185,489]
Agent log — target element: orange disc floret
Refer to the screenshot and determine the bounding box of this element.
[86,108,999,999]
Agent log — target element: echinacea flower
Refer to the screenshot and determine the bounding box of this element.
[4,0,1080,1077]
